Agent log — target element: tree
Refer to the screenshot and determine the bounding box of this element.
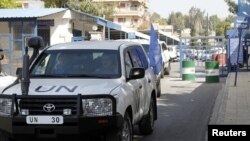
[187,6,206,37]
[168,12,185,33]
[215,15,234,36]
[209,15,221,31]
[0,0,20,8]
[150,12,161,22]
[43,0,115,17]
[150,12,167,25]
[43,0,69,7]
[137,21,150,30]
[224,0,237,14]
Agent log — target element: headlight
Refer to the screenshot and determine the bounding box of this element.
[0,98,12,115]
[82,98,113,117]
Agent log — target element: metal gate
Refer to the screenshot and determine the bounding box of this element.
[0,34,36,75]
[179,36,227,77]
[0,34,13,75]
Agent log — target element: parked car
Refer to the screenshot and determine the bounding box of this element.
[183,49,195,60]
[0,37,158,141]
[167,45,178,61]
[201,50,216,61]
[118,39,171,97]
[159,41,171,74]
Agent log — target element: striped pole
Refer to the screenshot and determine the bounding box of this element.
[182,60,195,81]
[205,61,219,83]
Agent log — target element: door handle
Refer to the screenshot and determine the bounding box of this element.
[148,79,151,83]
[139,85,142,89]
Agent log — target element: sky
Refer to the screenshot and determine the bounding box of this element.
[149,0,234,19]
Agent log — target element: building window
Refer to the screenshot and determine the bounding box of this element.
[119,3,125,8]
[118,18,126,23]
[23,3,29,8]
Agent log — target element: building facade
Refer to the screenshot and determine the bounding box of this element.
[93,0,149,30]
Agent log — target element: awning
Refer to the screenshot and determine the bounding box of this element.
[0,8,67,19]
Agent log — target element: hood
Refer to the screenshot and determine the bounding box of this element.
[3,78,121,96]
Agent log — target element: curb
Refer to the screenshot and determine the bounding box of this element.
[203,74,231,141]
[209,73,231,124]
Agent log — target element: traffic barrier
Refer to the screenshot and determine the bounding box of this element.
[212,54,217,61]
[215,53,226,66]
[205,61,219,83]
[182,60,195,81]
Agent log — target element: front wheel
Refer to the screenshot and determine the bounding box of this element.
[164,61,171,75]
[157,80,161,97]
[139,98,155,135]
[106,112,132,141]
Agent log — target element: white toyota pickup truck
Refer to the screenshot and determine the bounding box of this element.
[0,37,157,141]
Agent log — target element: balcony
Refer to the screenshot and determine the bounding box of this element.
[92,0,149,8]
[114,7,145,17]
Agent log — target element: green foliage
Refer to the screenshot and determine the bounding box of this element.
[216,15,235,36]
[43,0,115,17]
[0,0,20,8]
[150,12,167,25]
[209,15,220,31]
[43,0,69,7]
[188,7,206,36]
[168,12,185,32]
[224,0,237,14]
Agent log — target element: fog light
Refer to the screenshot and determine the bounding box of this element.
[21,109,29,115]
[63,109,72,115]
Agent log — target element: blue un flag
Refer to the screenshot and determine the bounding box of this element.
[149,24,162,75]
[238,0,250,16]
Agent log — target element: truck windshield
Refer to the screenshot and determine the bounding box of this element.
[30,49,121,78]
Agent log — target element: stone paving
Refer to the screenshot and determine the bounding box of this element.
[210,71,250,125]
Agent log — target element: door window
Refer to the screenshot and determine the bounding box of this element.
[124,51,133,78]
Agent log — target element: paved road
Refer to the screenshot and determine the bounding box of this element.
[134,62,225,141]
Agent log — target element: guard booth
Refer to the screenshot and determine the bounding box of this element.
[228,32,250,72]
[179,36,226,79]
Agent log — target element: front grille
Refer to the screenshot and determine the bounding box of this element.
[19,98,78,115]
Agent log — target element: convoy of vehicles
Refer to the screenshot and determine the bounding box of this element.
[0,37,158,141]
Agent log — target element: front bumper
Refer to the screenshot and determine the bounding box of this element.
[0,94,123,139]
[0,114,123,139]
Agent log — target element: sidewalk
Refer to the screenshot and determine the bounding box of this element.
[210,71,250,124]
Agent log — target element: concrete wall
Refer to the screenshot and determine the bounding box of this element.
[0,22,9,34]
[39,10,73,45]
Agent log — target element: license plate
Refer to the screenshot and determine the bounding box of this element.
[26,116,63,125]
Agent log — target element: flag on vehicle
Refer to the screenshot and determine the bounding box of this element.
[149,24,162,75]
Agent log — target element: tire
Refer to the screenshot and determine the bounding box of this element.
[157,80,161,97]
[139,98,155,135]
[106,112,132,141]
[164,61,171,75]
[160,69,164,78]
[0,132,10,141]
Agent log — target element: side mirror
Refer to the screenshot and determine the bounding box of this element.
[16,67,22,79]
[129,68,145,80]
[0,54,3,60]
[28,36,44,65]
[0,49,3,60]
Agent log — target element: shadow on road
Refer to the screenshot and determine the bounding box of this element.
[133,77,225,141]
